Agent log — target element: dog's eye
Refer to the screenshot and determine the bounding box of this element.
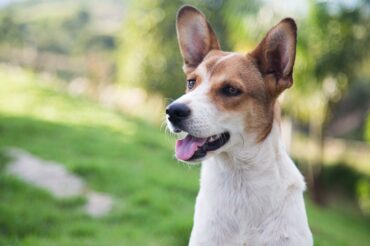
[221,85,242,97]
[187,79,196,90]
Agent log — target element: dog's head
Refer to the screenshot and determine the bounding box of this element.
[166,5,297,163]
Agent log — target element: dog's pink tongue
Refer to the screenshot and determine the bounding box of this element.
[176,135,207,161]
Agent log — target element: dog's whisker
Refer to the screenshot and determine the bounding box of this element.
[160,121,166,132]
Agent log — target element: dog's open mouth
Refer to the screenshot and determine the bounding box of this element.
[175,132,230,161]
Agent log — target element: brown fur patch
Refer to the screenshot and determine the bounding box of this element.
[184,50,228,93]
[199,52,275,142]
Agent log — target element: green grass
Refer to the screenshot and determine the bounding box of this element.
[307,199,370,246]
[0,65,369,245]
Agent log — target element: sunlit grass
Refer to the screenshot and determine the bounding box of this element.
[0,65,137,133]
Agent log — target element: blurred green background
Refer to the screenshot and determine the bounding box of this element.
[0,0,369,245]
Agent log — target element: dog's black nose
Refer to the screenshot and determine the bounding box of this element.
[166,103,191,123]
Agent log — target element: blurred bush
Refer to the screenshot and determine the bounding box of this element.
[116,0,185,99]
[297,161,370,215]
[366,116,370,143]
[321,164,364,197]
[357,178,370,215]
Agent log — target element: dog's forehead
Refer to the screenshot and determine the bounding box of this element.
[195,50,258,84]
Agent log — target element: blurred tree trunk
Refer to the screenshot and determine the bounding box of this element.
[308,99,335,206]
[307,116,325,205]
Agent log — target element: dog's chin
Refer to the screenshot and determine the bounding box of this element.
[174,131,230,163]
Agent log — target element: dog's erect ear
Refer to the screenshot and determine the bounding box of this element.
[176,5,220,73]
[251,18,297,96]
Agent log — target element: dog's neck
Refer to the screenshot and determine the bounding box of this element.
[200,120,305,198]
[192,121,311,245]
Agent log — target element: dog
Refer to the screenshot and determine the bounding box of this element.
[166,5,313,246]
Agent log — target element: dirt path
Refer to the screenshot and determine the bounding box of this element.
[6,148,113,217]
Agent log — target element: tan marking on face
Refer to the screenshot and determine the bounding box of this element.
[196,52,276,142]
[184,50,230,93]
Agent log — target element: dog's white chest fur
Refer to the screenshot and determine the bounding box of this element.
[189,124,313,246]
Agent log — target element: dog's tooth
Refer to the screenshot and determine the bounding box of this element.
[207,134,223,142]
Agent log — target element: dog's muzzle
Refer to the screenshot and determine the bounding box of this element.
[166,103,230,161]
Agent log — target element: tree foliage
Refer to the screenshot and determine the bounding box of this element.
[283,0,370,124]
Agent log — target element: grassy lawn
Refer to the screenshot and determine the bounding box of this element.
[0,65,369,245]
